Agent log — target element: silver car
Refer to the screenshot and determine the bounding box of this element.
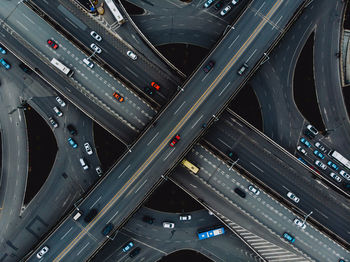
[330,172,342,183]
[340,170,350,181]
[287,192,300,203]
[84,142,93,155]
[36,246,49,259]
[315,160,327,170]
[220,5,231,16]
[127,50,137,60]
[55,96,66,107]
[90,43,102,54]
[90,31,102,41]
[293,218,306,229]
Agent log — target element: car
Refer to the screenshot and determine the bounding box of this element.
[113,92,124,102]
[293,218,306,229]
[300,137,311,148]
[315,160,327,170]
[214,0,224,10]
[55,96,66,107]
[68,137,78,148]
[84,142,93,155]
[298,157,307,165]
[327,160,339,171]
[307,124,318,136]
[220,5,231,16]
[83,58,94,68]
[304,129,315,139]
[19,62,31,73]
[122,241,134,252]
[234,187,246,198]
[204,0,215,8]
[232,0,238,4]
[84,209,98,223]
[102,223,114,236]
[0,58,10,69]
[53,106,63,117]
[283,232,295,243]
[48,117,58,128]
[142,215,154,224]
[67,124,77,135]
[203,60,215,73]
[151,81,160,90]
[127,50,137,60]
[330,172,342,183]
[169,134,180,147]
[129,247,141,258]
[248,185,260,195]
[179,214,191,221]
[96,166,103,176]
[36,246,49,259]
[296,146,307,155]
[340,170,350,181]
[0,44,6,54]
[313,150,325,159]
[90,43,102,54]
[287,192,300,203]
[144,86,154,96]
[163,222,175,228]
[237,63,248,75]
[90,31,102,41]
[314,142,326,153]
[47,39,58,49]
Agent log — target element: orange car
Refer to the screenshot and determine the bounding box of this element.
[151,82,160,90]
[113,92,124,102]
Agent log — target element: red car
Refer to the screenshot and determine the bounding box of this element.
[113,92,124,102]
[169,134,180,147]
[151,82,160,90]
[47,39,58,49]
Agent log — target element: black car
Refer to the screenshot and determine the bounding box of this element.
[234,188,246,198]
[129,247,141,258]
[144,86,154,96]
[67,124,77,135]
[203,60,215,73]
[214,0,223,10]
[142,215,154,224]
[84,209,98,223]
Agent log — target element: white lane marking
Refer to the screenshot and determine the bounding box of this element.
[76,242,90,256]
[201,72,209,82]
[163,148,175,161]
[16,21,29,31]
[174,101,185,115]
[229,35,240,48]
[250,162,264,173]
[219,82,230,96]
[107,210,119,224]
[272,16,283,30]
[135,179,147,193]
[190,184,197,188]
[60,227,74,240]
[90,196,102,209]
[191,115,203,129]
[118,165,130,178]
[255,2,265,16]
[246,48,257,62]
[125,66,139,78]
[217,138,231,148]
[22,14,35,24]
[147,132,159,146]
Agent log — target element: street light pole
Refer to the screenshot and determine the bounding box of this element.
[302,211,313,226]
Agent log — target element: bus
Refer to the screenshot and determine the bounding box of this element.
[328,150,350,169]
[198,226,225,240]
[105,0,125,25]
[50,58,74,77]
[181,159,199,174]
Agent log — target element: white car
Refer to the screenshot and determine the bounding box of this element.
[127,50,137,60]
[179,214,191,221]
[162,222,175,228]
[55,96,66,107]
[232,0,238,5]
[220,5,231,16]
[296,145,307,155]
[330,172,342,183]
[96,166,103,176]
[315,160,327,170]
[287,192,300,203]
[248,185,260,195]
[314,142,326,152]
[90,43,102,54]
[53,106,63,117]
[36,246,49,259]
[293,218,306,229]
[340,170,350,181]
[83,58,94,68]
[307,124,318,136]
[84,142,93,155]
[90,31,102,41]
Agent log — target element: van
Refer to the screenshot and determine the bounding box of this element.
[73,210,83,221]
[79,158,89,170]
[234,187,246,198]
[237,63,248,75]
[83,58,94,68]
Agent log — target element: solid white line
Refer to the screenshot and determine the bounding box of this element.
[217,138,231,148]
[60,227,73,240]
[174,101,185,115]
[90,196,102,209]
[250,162,264,173]
[76,242,90,256]
[229,35,240,48]
[191,115,203,129]
[246,48,257,62]
[147,132,159,146]
[107,210,119,224]
[135,179,147,194]
[219,82,230,96]
[118,165,130,178]
[163,148,175,161]
[255,2,265,16]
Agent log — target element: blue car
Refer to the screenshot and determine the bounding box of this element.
[122,241,134,252]
[0,45,6,55]
[298,157,307,165]
[283,232,295,243]
[68,137,77,148]
[300,137,311,148]
[0,58,10,69]
[313,150,325,159]
[327,160,339,171]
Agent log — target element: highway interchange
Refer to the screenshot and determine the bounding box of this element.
[0,0,349,261]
